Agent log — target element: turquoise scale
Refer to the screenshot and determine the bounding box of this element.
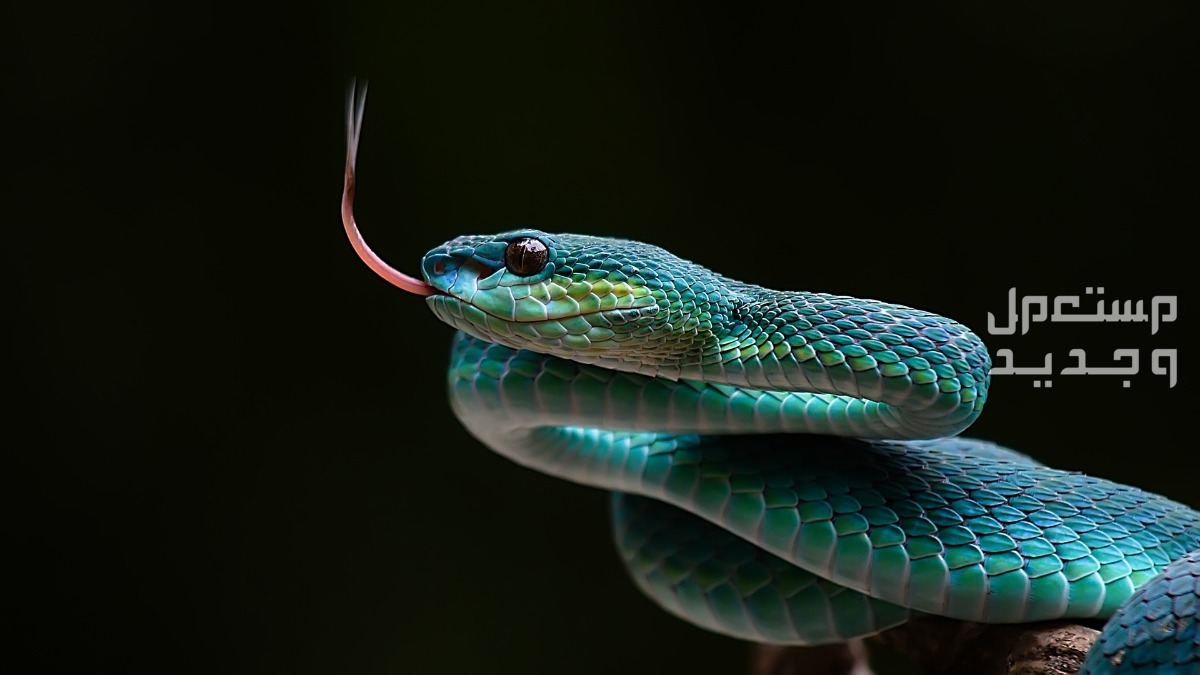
[1080,550,1199,674]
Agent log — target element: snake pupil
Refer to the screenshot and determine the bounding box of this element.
[504,237,549,276]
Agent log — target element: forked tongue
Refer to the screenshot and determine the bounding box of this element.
[342,80,437,296]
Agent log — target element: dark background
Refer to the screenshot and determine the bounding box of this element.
[10,2,1195,673]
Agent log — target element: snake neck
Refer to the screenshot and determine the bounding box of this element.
[691,283,988,386]
[663,286,992,436]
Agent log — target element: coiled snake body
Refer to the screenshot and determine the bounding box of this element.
[342,86,1198,674]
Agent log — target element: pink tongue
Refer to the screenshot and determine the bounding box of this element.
[341,80,438,297]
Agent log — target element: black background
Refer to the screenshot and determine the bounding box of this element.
[10,2,1196,674]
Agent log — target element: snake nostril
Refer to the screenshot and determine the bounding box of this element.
[433,260,446,275]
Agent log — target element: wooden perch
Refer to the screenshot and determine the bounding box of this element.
[748,618,1102,675]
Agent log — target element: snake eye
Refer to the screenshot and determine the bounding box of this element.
[504,237,549,276]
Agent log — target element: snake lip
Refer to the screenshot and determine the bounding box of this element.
[432,293,621,325]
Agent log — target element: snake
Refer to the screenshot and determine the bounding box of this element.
[340,83,1198,674]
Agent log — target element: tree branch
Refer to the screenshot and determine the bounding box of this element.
[748,618,1102,675]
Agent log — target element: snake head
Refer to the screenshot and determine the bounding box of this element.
[341,84,726,376]
[418,229,726,374]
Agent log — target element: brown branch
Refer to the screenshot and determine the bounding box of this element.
[748,618,1102,675]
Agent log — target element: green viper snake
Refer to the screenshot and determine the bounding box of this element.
[341,85,1198,674]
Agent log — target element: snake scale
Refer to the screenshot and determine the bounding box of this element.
[341,84,1198,674]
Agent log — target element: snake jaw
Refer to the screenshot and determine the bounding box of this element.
[341,79,439,297]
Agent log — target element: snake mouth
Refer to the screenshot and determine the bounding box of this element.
[431,293,633,327]
[426,293,635,355]
[425,257,658,326]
